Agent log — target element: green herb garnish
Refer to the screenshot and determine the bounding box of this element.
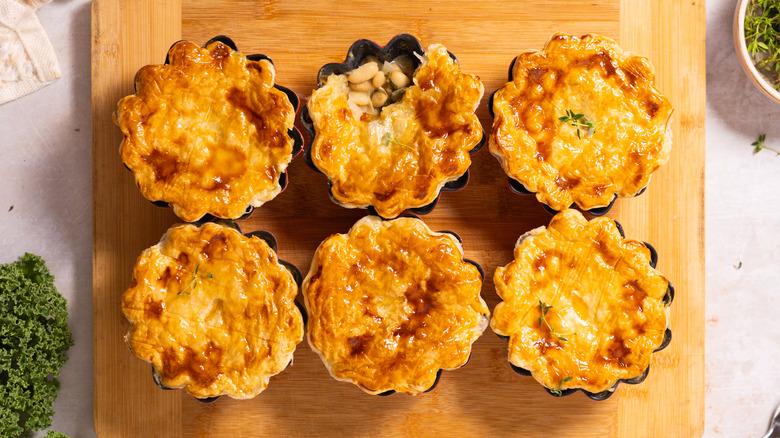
[752,133,780,155]
[7,205,12,212]
[538,300,571,342]
[550,376,574,396]
[178,263,212,296]
[382,133,414,151]
[745,0,780,89]
[734,261,743,270]
[558,110,598,139]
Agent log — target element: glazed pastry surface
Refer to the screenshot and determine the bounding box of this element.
[122,222,303,399]
[490,33,673,211]
[491,209,669,394]
[304,216,489,394]
[308,44,484,218]
[117,40,296,222]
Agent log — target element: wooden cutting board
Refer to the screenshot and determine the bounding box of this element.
[92,1,705,436]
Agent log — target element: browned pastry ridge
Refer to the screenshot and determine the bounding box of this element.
[121,222,304,399]
[307,44,484,218]
[490,209,670,394]
[116,40,296,222]
[490,33,673,211]
[303,216,489,395]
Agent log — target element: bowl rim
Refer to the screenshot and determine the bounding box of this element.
[734,0,780,103]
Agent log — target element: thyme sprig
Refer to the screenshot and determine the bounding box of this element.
[558,110,597,139]
[178,263,213,296]
[538,300,572,342]
[752,133,780,155]
[382,133,414,151]
[745,0,780,89]
[550,376,574,396]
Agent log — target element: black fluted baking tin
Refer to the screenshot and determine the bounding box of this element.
[148,219,306,402]
[318,214,485,396]
[487,57,650,217]
[300,34,485,219]
[127,35,303,223]
[495,218,674,401]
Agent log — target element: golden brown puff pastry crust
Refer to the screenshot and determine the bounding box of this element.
[121,222,303,399]
[490,33,673,211]
[116,40,296,222]
[307,44,484,218]
[303,216,489,395]
[490,209,669,394]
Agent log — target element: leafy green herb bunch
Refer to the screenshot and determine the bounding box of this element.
[0,254,73,437]
[745,0,780,89]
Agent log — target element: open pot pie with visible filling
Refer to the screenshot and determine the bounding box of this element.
[121,222,304,400]
[490,33,673,212]
[307,41,484,219]
[303,216,489,395]
[116,38,297,222]
[490,209,671,396]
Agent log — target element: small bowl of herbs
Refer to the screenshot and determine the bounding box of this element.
[735,0,780,102]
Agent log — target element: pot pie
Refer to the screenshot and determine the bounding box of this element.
[305,35,484,219]
[303,216,489,395]
[490,209,673,398]
[116,37,299,222]
[121,221,304,400]
[489,33,673,213]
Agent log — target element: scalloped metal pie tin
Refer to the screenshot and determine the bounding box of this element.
[300,34,485,219]
[495,218,674,401]
[129,35,304,222]
[149,219,305,402]
[323,213,484,396]
[487,57,650,217]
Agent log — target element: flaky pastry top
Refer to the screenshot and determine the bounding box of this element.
[303,216,489,394]
[121,222,303,399]
[307,44,484,218]
[490,209,670,394]
[116,40,296,222]
[490,33,673,211]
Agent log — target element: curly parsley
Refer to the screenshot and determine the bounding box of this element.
[0,254,73,437]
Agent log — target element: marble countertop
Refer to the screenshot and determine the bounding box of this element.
[0,0,777,436]
[706,1,780,437]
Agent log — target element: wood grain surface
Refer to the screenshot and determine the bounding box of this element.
[92,1,705,436]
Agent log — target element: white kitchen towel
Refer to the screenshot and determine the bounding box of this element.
[0,0,59,105]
